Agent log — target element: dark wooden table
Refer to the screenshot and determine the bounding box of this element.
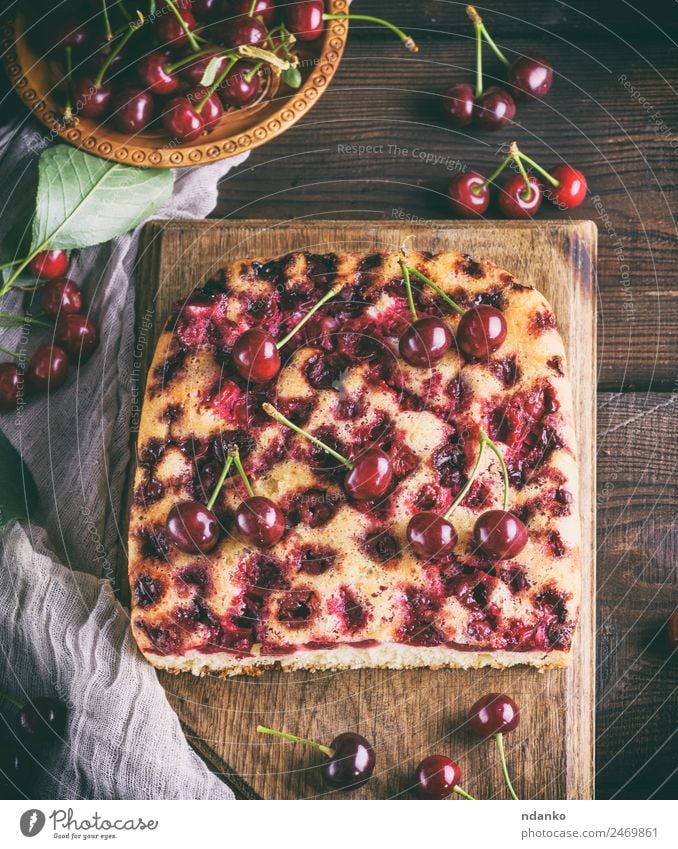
[210,1,678,799]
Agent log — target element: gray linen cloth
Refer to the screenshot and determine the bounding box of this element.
[0,107,248,799]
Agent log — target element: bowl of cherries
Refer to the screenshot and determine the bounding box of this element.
[1,0,361,168]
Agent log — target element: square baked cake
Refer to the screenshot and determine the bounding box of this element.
[128,249,580,675]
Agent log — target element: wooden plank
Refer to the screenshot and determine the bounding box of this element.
[132,218,596,800]
[211,39,678,390]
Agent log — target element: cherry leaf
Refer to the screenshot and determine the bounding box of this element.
[199,55,225,87]
[281,66,302,88]
[0,431,38,527]
[30,145,174,253]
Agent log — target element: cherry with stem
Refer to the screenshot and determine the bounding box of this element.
[413,755,476,800]
[468,692,520,800]
[262,402,393,502]
[92,15,140,90]
[256,725,376,790]
[164,0,201,52]
[397,262,452,367]
[230,446,285,548]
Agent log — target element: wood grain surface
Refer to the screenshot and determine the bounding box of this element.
[131,218,596,800]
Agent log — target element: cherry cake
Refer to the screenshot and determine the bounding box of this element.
[128,250,580,675]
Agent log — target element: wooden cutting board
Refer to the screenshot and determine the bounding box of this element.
[129,219,597,800]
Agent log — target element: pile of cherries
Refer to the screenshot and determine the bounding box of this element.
[30,1,416,144]
[448,141,588,219]
[442,6,553,132]
[256,691,521,797]
[0,249,99,413]
[0,688,68,798]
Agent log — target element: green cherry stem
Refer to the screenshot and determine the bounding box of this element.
[495,732,519,800]
[443,434,486,519]
[276,284,342,349]
[0,313,50,328]
[483,434,510,511]
[116,0,133,23]
[400,261,418,322]
[466,6,509,66]
[165,47,222,74]
[473,16,483,98]
[94,19,139,88]
[196,55,238,113]
[228,446,255,497]
[256,725,334,758]
[404,266,466,317]
[323,14,418,52]
[248,0,258,15]
[0,688,23,709]
[262,403,353,470]
[510,142,535,200]
[205,455,234,511]
[0,346,26,360]
[514,150,560,188]
[473,151,514,196]
[453,786,477,800]
[63,46,74,124]
[165,0,200,52]
[102,0,113,41]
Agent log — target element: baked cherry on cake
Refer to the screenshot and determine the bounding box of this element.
[128,250,581,676]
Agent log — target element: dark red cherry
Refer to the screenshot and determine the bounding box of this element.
[219,62,262,107]
[345,448,393,501]
[399,317,452,367]
[285,0,324,40]
[187,86,223,130]
[473,86,516,130]
[232,329,281,383]
[55,314,98,362]
[156,8,197,48]
[193,0,220,18]
[414,755,461,799]
[166,500,220,554]
[162,97,204,142]
[498,174,542,219]
[111,87,155,134]
[442,82,474,127]
[549,165,587,209]
[232,0,277,25]
[27,344,69,392]
[40,278,83,320]
[468,692,520,738]
[29,249,69,280]
[507,53,553,100]
[137,52,179,95]
[407,512,457,559]
[0,363,21,412]
[217,15,267,48]
[179,49,228,85]
[457,305,507,359]
[447,171,489,218]
[235,496,285,548]
[666,610,678,649]
[71,76,113,118]
[16,697,67,743]
[473,510,527,560]
[322,732,376,790]
[53,18,90,51]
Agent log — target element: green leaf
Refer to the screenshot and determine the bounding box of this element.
[30,146,174,253]
[281,66,302,89]
[200,54,224,87]
[1,218,34,288]
[0,431,38,527]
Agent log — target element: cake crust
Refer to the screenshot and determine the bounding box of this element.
[128,250,581,676]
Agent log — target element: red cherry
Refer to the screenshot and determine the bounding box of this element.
[468,692,520,738]
[53,18,90,50]
[473,86,516,130]
[219,62,262,107]
[507,53,553,100]
[29,249,69,280]
[235,496,285,548]
[216,15,267,48]
[345,448,393,501]
[16,697,67,743]
[162,96,205,142]
[71,76,113,118]
[399,317,452,367]
[456,305,507,359]
[549,165,587,209]
[166,500,220,554]
[137,52,179,95]
[498,174,542,219]
[232,0,277,25]
[285,0,324,40]
[0,363,21,412]
[414,755,461,799]
[322,732,376,790]
[111,87,155,134]
[441,82,474,127]
[155,8,197,48]
[55,314,98,362]
[447,172,489,218]
[27,344,69,392]
[193,0,220,18]
[188,86,223,130]
[666,610,678,649]
[40,278,83,320]
[232,329,281,383]
[407,512,457,559]
[473,510,527,560]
